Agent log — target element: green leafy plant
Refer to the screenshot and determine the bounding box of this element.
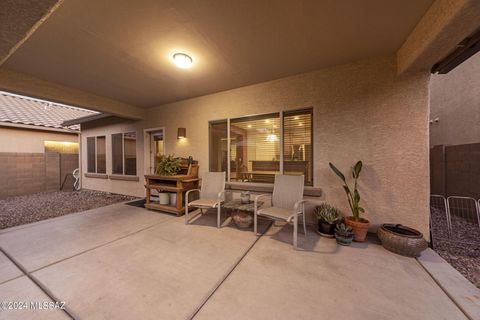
[155,155,181,176]
[335,223,353,235]
[329,161,364,221]
[314,203,341,224]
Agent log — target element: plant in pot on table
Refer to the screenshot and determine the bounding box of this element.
[314,203,341,237]
[329,160,370,242]
[155,155,181,205]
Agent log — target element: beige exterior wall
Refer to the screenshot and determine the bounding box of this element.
[81,56,431,236]
[81,117,145,196]
[430,52,480,147]
[0,126,78,153]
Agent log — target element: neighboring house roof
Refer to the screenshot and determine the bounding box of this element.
[62,112,112,127]
[0,91,97,132]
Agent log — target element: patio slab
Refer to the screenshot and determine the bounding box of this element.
[0,203,173,271]
[0,251,23,284]
[194,223,468,320]
[0,276,69,320]
[29,213,270,320]
[0,204,469,320]
[418,248,480,320]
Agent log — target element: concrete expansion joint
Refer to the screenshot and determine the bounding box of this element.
[0,246,77,319]
[188,220,273,320]
[30,216,177,274]
[0,215,175,320]
[415,258,473,320]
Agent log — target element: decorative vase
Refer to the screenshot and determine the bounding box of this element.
[159,193,170,205]
[335,231,354,246]
[317,220,336,238]
[240,191,250,204]
[377,224,428,257]
[344,216,370,242]
[231,211,253,228]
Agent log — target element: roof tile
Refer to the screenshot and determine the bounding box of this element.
[0,92,97,131]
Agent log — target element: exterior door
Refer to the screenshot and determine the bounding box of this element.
[149,130,164,174]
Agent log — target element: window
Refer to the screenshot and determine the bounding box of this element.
[96,137,106,174]
[283,109,313,185]
[87,137,96,173]
[112,132,137,175]
[209,120,228,172]
[86,136,106,174]
[209,108,313,185]
[230,113,280,184]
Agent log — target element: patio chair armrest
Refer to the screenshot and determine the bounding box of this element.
[293,199,308,212]
[185,189,201,205]
[283,200,308,223]
[217,191,226,202]
[254,193,271,210]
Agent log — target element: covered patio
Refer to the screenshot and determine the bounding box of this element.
[0,203,470,320]
[2,0,480,319]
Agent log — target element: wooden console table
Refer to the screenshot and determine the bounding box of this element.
[144,175,200,215]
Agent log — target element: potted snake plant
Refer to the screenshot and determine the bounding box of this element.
[329,161,370,242]
[314,203,341,237]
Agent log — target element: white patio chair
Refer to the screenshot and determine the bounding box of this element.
[185,172,226,228]
[254,174,307,249]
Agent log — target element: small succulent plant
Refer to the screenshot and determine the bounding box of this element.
[314,203,341,224]
[335,223,353,234]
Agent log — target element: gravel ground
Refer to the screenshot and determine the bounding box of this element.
[0,190,138,230]
[430,206,480,288]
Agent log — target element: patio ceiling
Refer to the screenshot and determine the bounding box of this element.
[1,0,434,108]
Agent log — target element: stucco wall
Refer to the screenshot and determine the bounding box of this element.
[0,126,78,153]
[81,56,431,236]
[80,117,146,196]
[430,52,480,146]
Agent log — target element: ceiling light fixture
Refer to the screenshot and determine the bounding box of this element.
[266,133,278,142]
[173,53,193,69]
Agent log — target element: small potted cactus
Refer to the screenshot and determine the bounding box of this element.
[314,203,341,237]
[335,223,354,246]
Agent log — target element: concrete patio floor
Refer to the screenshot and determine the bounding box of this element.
[0,203,471,320]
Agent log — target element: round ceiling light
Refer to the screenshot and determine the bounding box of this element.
[172,53,193,69]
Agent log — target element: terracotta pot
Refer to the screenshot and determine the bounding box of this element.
[344,216,370,242]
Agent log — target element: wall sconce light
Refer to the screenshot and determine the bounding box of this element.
[177,128,186,139]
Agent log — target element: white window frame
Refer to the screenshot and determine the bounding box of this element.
[112,132,137,176]
[86,136,106,174]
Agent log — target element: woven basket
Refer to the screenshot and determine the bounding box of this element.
[377,224,428,257]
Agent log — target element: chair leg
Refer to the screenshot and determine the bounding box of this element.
[293,214,298,249]
[303,215,307,236]
[254,208,258,235]
[185,201,189,225]
[217,205,221,228]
